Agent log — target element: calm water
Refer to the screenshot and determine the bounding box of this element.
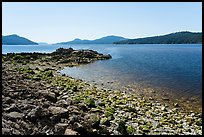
[2,44,202,101]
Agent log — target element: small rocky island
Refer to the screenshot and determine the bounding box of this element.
[2,48,202,135]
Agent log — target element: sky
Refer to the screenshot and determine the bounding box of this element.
[2,2,202,44]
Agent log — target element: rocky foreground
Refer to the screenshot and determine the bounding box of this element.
[2,48,202,135]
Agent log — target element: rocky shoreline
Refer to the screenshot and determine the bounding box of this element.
[2,48,202,135]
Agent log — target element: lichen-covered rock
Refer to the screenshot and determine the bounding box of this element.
[64,128,79,135]
[56,99,69,108]
[84,113,100,128]
[48,106,68,117]
[2,128,12,135]
[6,112,25,120]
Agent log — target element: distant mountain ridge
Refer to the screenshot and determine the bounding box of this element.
[113,31,202,44]
[59,38,91,44]
[2,34,38,45]
[3,31,202,45]
[57,35,128,44]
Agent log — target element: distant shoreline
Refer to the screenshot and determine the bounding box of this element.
[2,43,202,46]
[2,31,202,45]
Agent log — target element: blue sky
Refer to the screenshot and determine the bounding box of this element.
[2,2,202,44]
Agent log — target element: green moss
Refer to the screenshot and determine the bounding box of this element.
[73,95,84,103]
[196,119,202,126]
[104,107,115,117]
[40,68,52,72]
[139,125,150,132]
[22,75,32,79]
[85,97,95,107]
[100,117,111,126]
[32,76,42,81]
[127,125,136,135]
[31,70,54,80]
[44,70,53,77]
[19,67,35,74]
[177,124,183,128]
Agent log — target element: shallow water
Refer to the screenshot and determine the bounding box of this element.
[60,44,202,102]
[2,44,202,103]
